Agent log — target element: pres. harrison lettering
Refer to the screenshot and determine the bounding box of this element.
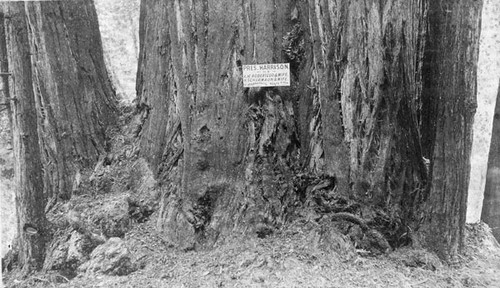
[243,63,289,71]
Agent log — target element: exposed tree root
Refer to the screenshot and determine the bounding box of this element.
[330,212,391,253]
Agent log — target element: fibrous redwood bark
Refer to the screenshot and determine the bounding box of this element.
[25,0,117,200]
[2,0,118,272]
[137,0,304,247]
[306,0,429,210]
[137,0,427,248]
[2,2,47,272]
[137,0,481,260]
[135,0,173,174]
[419,0,482,261]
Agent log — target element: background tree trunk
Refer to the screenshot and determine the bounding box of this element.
[482,80,500,241]
[419,0,482,261]
[25,0,118,200]
[2,2,47,272]
[1,0,118,272]
[467,0,500,224]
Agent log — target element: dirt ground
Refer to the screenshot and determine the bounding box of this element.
[65,222,500,288]
[4,217,500,288]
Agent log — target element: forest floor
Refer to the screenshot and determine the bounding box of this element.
[2,105,500,288]
[56,222,500,288]
[4,219,500,288]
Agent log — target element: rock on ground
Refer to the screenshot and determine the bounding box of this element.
[78,237,137,276]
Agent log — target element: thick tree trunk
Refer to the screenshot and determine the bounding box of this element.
[25,0,118,200]
[2,3,47,272]
[482,80,500,241]
[332,0,428,208]
[138,0,481,260]
[138,0,428,248]
[2,0,118,273]
[419,0,482,261]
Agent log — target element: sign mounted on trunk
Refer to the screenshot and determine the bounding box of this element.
[242,63,290,87]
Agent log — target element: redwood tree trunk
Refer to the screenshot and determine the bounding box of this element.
[135,0,172,174]
[138,0,426,248]
[482,80,500,241]
[2,0,118,272]
[2,2,47,272]
[25,0,117,200]
[137,0,481,260]
[419,0,482,261]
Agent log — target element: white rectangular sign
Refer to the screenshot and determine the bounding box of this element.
[242,63,290,87]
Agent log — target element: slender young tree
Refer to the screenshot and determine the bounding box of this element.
[2,2,47,272]
[482,80,500,241]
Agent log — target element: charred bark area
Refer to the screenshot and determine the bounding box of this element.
[2,3,47,272]
[419,0,482,261]
[481,80,500,241]
[25,0,117,200]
